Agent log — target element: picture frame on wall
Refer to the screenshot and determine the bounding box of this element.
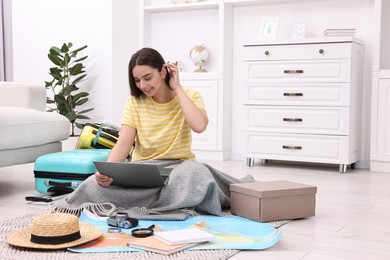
[291,22,307,39]
[259,18,279,40]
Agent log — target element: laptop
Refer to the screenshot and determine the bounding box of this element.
[93,161,174,188]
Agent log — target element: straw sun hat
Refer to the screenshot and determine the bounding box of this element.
[7,212,102,249]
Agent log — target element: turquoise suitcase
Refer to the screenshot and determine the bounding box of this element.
[32,149,111,195]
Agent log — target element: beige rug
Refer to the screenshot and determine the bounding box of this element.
[0,211,289,260]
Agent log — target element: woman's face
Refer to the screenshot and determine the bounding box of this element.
[132,65,165,97]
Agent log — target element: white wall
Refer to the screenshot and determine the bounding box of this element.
[112,1,140,125]
[12,0,139,131]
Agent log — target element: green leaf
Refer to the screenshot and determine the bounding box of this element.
[76,114,90,119]
[57,104,67,116]
[49,51,63,61]
[69,63,83,75]
[64,53,70,66]
[69,45,87,56]
[75,98,89,106]
[63,85,74,96]
[48,53,63,67]
[71,74,87,86]
[73,56,88,63]
[50,75,62,82]
[78,108,94,114]
[72,85,79,92]
[73,92,89,102]
[61,43,69,53]
[45,81,53,88]
[65,111,77,123]
[49,67,62,78]
[50,46,62,55]
[54,94,66,104]
[63,101,72,113]
[75,122,85,129]
[54,80,63,87]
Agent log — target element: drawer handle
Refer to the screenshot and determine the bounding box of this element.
[282,145,302,150]
[284,69,304,74]
[319,49,324,54]
[283,93,303,96]
[283,118,303,122]
[265,50,270,55]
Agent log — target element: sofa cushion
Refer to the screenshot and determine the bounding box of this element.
[0,107,69,150]
[0,82,46,111]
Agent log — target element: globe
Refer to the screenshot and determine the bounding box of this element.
[189,45,210,72]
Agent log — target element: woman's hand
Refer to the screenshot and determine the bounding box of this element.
[165,62,180,90]
[95,171,113,187]
[164,62,208,133]
[94,125,136,187]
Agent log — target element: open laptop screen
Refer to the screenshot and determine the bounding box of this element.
[93,161,172,188]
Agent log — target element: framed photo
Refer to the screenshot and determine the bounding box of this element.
[291,22,307,39]
[259,18,279,40]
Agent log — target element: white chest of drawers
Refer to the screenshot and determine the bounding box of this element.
[240,37,364,172]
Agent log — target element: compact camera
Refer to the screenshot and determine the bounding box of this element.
[107,212,138,229]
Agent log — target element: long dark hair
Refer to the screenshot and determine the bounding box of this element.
[128,48,170,97]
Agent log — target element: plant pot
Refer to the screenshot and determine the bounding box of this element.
[62,136,79,151]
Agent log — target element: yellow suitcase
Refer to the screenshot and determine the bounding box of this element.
[76,122,119,149]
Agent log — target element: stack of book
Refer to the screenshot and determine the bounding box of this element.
[324,28,356,37]
[127,228,215,255]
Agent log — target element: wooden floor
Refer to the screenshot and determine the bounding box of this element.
[1,159,389,260]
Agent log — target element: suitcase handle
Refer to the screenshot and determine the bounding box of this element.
[25,187,73,203]
[92,123,119,146]
[93,124,105,145]
[45,180,79,188]
[92,130,118,144]
[25,191,56,203]
[88,123,119,136]
[25,196,53,203]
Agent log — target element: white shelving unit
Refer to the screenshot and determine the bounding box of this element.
[371,0,390,173]
[139,0,233,160]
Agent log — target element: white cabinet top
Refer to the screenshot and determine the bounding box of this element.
[243,36,364,47]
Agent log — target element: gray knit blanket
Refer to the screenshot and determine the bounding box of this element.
[52,160,255,220]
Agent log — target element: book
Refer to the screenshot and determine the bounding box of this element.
[126,235,198,255]
[323,28,356,37]
[154,228,215,245]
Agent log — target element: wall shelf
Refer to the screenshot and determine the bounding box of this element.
[379,70,390,78]
[144,2,219,12]
[180,73,219,80]
[243,36,363,46]
[225,0,317,5]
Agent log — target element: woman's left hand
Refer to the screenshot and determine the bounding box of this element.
[165,62,181,90]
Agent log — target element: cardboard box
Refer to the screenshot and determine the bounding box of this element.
[230,181,317,222]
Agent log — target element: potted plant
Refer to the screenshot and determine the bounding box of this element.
[45,42,93,136]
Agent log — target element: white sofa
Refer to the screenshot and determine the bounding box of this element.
[0,82,69,167]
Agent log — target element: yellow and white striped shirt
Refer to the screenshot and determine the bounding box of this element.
[121,88,205,161]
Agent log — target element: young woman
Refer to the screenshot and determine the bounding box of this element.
[96,48,208,187]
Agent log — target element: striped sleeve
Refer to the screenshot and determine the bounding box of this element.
[186,88,205,111]
[121,96,136,128]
